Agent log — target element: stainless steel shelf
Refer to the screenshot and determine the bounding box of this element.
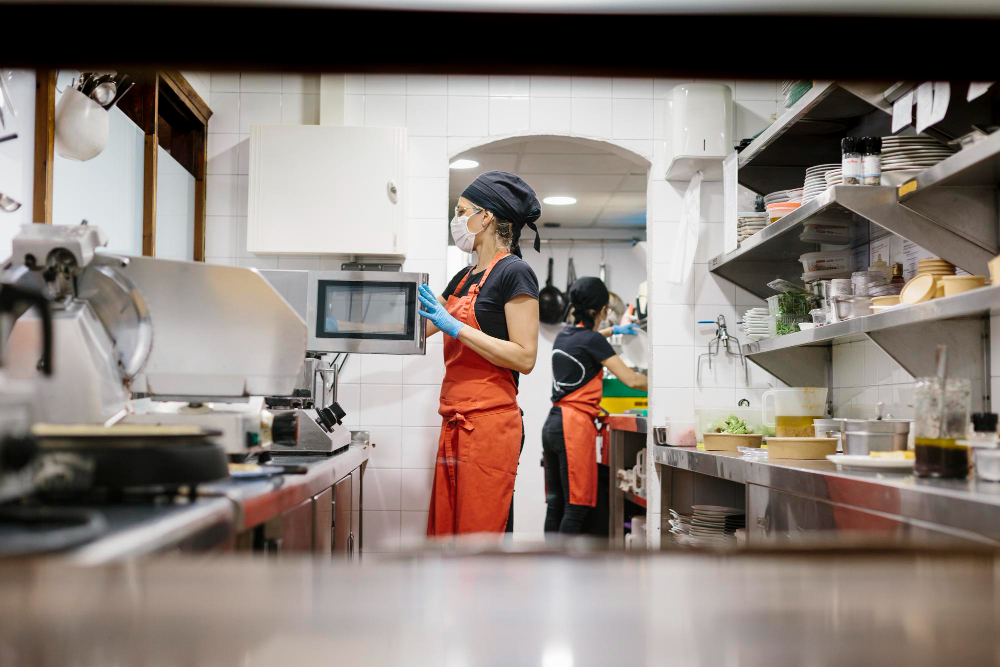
[737,81,892,195]
[743,285,1000,409]
[709,185,998,299]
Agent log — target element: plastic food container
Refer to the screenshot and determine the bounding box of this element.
[799,250,853,273]
[766,437,838,460]
[696,407,769,442]
[766,202,801,222]
[871,295,901,307]
[939,275,987,297]
[703,432,763,451]
[800,221,851,245]
[974,448,1000,482]
[654,421,698,447]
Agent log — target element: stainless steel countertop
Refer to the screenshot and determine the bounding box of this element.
[1,550,998,666]
[55,444,371,564]
[655,445,1000,541]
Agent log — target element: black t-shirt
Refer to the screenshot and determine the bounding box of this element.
[443,255,539,385]
[550,326,616,402]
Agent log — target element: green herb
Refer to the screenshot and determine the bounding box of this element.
[776,290,811,316]
[720,415,751,435]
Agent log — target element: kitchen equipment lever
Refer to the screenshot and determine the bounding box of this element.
[697,315,748,386]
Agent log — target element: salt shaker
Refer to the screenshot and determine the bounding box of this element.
[841,137,861,185]
[861,136,882,186]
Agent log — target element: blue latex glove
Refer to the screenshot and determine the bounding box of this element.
[613,322,640,336]
[417,283,463,339]
[324,317,339,332]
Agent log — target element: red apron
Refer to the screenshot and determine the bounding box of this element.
[427,252,523,536]
[554,372,604,507]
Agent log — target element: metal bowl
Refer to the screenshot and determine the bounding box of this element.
[841,418,911,455]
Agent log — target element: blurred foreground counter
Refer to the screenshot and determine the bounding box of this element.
[0,547,998,666]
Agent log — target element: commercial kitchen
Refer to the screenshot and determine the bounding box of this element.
[2,1,1000,663]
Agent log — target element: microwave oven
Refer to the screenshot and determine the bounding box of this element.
[260,270,428,355]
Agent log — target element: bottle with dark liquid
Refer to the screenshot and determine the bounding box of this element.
[914,377,971,479]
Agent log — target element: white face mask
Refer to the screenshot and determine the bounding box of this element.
[450,208,483,253]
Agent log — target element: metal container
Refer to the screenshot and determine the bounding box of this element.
[831,295,872,322]
[841,417,911,455]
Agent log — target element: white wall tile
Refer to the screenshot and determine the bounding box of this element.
[408,177,448,219]
[408,136,448,178]
[448,97,489,137]
[276,256,322,270]
[367,426,402,469]
[529,97,571,134]
[406,96,448,137]
[653,100,665,140]
[401,426,440,468]
[649,388,695,423]
[402,258,447,294]
[405,219,448,260]
[694,223,724,263]
[401,468,435,510]
[345,74,366,94]
[700,181,724,222]
[208,93,239,134]
[652,345,694,388]
[205,216,237,257]
[570,98,612,138]
[650,305,695,346]
[694,305,739,346]
[735,100,778,143]
[206,175,237,216]
[400,511,429,544]
[448,75,489,96]
[863,341,880,387]
[207,133,239,175]
[345,95,365,125]
[365,95,406,127]
[337,356,362,385]
[362,511,400,552]
[571,77,613,98]
[694,264,736,306]
[281,94,319,125]
[402,384,442,426]
[649,219,677,263]
[612,99,653,140]
[735,286,766,308]
[360,383,403,426]
[489,75,530,97]
[336,383,361,427]
[235,133,249,175]
[366,74,407,95]
[407,74,448,95]
[402,342,445,385]
[694,387,736,407]
[361,355,403,384]
[648,180,685,221]
[237,175,249,216]
[649,262,694,305]
[447,136,488,156]
[281,73,320,94]
[489,97,529,136]
[653,78,693,98]
[234,216,251,258]
[239,93,281,133]
[613,78,654,99]
[240,73,281,93]
[613,139,653,158]
[734,80,778,101]
[530,76,572,97]
[695,348,739,386]
[848,342,865,388]
[210,72,240,93]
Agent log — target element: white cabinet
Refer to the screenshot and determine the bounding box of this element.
[247,125,407,256]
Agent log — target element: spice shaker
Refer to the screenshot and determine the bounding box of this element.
[841,137,861,185]
[860,136,882,185]
[914,376,972,479]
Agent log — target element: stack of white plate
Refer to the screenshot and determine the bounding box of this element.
[880,135,956,184]
[763,188,803,206]
[825,168,842,187]
[737,211,767,242]
[668,509,692,544]
[742,307,770,341]
[689,505,745,546]
[802,163,840,203]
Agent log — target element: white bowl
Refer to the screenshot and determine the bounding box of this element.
[54,87,110,162]
[798,322,816,331]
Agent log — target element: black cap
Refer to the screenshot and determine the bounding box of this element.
[858,136,882,154]
[569,276,610,312]
[841,137,858,153]
[972,412,998,433]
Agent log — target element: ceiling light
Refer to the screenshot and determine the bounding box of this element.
[543,196,577,206]
[449,159,479,170]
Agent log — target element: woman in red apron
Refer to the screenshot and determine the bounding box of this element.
[543,277,648,535]
[418,171,542,536]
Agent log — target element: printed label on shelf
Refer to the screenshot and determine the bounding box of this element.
[892,90,914,133]
[870,236,891,268]
[915,82,934,133]
[967,82,994,102]
[929,82,950,128]
[897,180,918,197]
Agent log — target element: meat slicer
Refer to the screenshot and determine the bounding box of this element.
[1,223,320,460]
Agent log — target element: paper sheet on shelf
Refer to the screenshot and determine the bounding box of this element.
[967,82,994,102]
[929,82,950,129]
[723,152,738,254]
[892,90,913,133]
[915,82,934,133]
[665,171,702,285]
[869,236,891,268]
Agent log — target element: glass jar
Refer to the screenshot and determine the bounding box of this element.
[914,377,972,478]
[841,137,861,185]
[860,136,882,185]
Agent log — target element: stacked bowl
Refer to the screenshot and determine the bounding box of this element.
[802,164,841,203]
[737,212,768,242]
[880,135,957,185]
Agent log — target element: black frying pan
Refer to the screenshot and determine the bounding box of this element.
[538,257,566,325]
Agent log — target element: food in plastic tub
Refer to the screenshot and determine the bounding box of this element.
[766,202,801,222]
[939,275,987,297]
[871,295,900,307]
[900,274,936,304]
[799,250,853,273]
[696,407,773,442]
